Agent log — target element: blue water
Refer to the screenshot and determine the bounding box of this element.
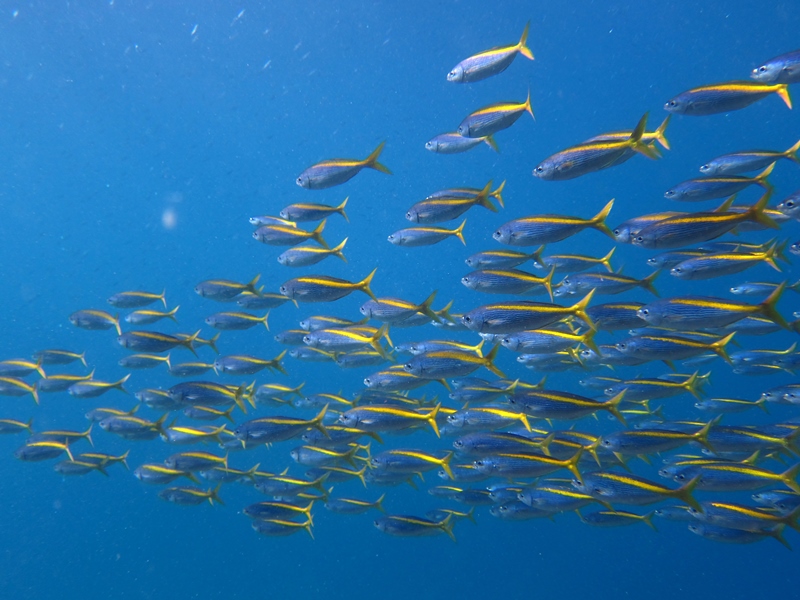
[2,1,799,598]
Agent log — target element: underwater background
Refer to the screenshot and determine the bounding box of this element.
[1,1,799,598]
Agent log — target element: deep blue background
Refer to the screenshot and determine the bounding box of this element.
[1,1,799,599]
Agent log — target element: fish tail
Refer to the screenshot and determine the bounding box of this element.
[768,524,792,550]
[159,289,167,308]
[483,344,506,379]
[84,424,94,448]
[780,463,800,494]
[523,88,535,121]
[167,305,180,322]
[634,140,662,160]
[119,450,130,470]
[312,219,329,248]
[261,311,271,332]
[683,371,704,400]
[642,511,658,532]
[490,180,506,207]
[337,196,350,222]
[530,244,546,268]
[473,338,485,358]
[654,115,671,150]
[30,384,40,405]
[270,350,288,375]
[154,413,170,437]
[364,141,392,174]
[764,242,783,272]
[518,410,533,433]
[776,83,792,109]
[440,451,455,480]
[440,513,457,542]
[477,181,499,213]
[24,418,33,432]
[518,21,534,59]
[483,134,500,153]
[674,475,701,511]
[354,465,368,487]
[785,139,800,163]
[629,112,649,144]
[591,199,615,239]
[436,299,456,324]
[745,188,779,230]
[113,314,122,336]
[640,270,660,297]
[604,390,627,425]
[571,288,596,330]
[374,493,386,513]
[711,332,736,364]
[183,330,201,358]
[370,325,392,359]
[209,484,224,506]
[789,279,800,293]
[33,356,45,378]
[452,219,467,245]
[78,351,87,367]
[564,448,584,484]
[208,332,221,355]
[357,267,379,301]
[312,404,330,438]
[759,281,789,329]
[246,274,261,295]
[540,266,555,302]
[600,246,616,272]
[756,161,777,187]
[233,385,248,414]
[693,416,720,451]
[63,444,74,462]
[426,403,441,438]
[581,328,600,354]
[223,405,236,424]
[115,373,131,395]
[418,290,441,323]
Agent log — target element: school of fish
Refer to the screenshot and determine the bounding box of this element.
[4,25,800,547]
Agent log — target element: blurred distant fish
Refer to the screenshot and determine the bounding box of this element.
[69,309,121,335]
[751,49,800,84]
[108,290,166,309]
[664,81,792,116]
[425,132,498,154]
[194,275,260,301]
[665,163,774,202]
[457,91,534,138]
[296,142,391,190]
[447,22,533,83]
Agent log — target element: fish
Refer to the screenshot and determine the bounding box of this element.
[584,115,671,150]
[360,291,441,323]
[699,140,800,176]
[99,413,168,441]
[574,471,701,509]
[280,268,378,302]
[493,199,614,246]
[338,403,441,437]
[374,514,455,541]
[461,290,595,334]
[69,309,122,335]
[251,517,314,538]
[532,114,660,180]
[751,49,800,84]
[555,270,658,298]
[371,449,454,479]
[277,238,348,267]
[457,91,534,138]
[534,247,616,273]
[233,406,328,445]
[465,248,542,270]
[388,220,467,247]
[424,132,498,154]
[664,81,792,115]
[159,485,223,506]
[194,275,260,301]
[117,330,199,357]
[688,522,790,549]
[68,374,130,399]
[665,163,774,202]
[204,311,270,331]
[461,267,555,299]
[635,289,787,331]
[447,22,533,83]
[213,352,287,376]
[107,289,166,309]
[296,141,391,189]
[280,197,349,222]
[31,349,87,366]
[124,306,180,325]
[615,332,736,365]
[405,181,499,223]
[403,345,505,379]
[580,510,656,529]
[118,353,171,370]
[252,219,328,247]
[669,243,782,281]
[510,389,626,424]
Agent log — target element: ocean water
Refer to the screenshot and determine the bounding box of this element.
[1,1,799,598]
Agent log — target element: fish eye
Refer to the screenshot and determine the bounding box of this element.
[688,507,699,515]
[403,363,412,369]
[279,286,286,293]
[673,268,682,273]
[463,316,472,323]
[461,277,470,284]
[617,343,626,350]
[601,439,611,446]
[675,473,686,481]
[613,228,621,235]
[535,166,544,173]
[667,100,677,107]
[758,65,767,72]
[786,200,795,208]
[296,177,302,184]
[640,309,649,316]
